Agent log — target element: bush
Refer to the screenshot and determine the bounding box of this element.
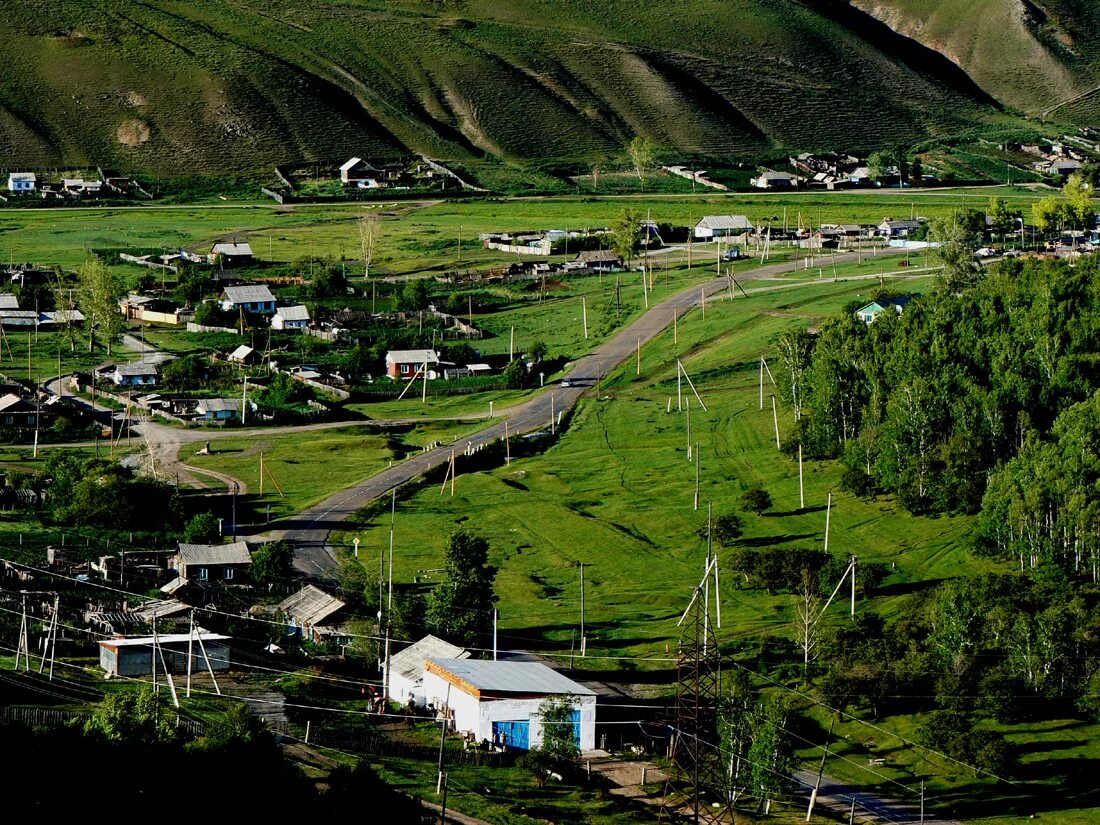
[740,486,772,514]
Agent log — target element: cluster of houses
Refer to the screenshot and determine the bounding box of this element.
[788,153,873,189]
[1000,139,1090,179]
[4,169,147,200]
[0,290,84,330]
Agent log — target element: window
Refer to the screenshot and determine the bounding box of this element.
[223,568,234,581]
[198,567,208,581]
[401,363,410,374]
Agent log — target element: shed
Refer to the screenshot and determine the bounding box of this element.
[423,658,596,751]
[386,635,470,706]
[693,215,754,239]
[98,632,230,677]
[0,294,18,310]
[173,541,251,582]
[279,584,348,644]
[570,250,622,272]
[272,304,310,330]
[221,284,275,313]
[385,349,440,380]
[227,344,257,364]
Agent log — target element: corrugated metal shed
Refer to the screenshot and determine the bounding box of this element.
[426,658,595,697]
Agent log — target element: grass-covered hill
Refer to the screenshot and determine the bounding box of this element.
[0,0,1088,177]
[852,0,1100,120]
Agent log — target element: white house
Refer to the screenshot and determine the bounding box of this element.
[422,658,596,752]
[693,215,754,239]
[7,173,35,193]
[387,635,470,706]
[877,219,922,238]
[272,304,310,330]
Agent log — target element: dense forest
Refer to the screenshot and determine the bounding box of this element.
[756,255,1100,769]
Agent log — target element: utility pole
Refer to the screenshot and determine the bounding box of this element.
[241,377,248,425]
[579,563,586,657]
[824,492,832,553]
[799,444,805,509]
[850,555,857,616]
[694,444,701,511]
[582,296,588,339]
[437,682,452,795]
[772,395,781,449]
[806,717,835,821]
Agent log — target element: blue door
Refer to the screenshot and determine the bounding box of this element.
[492,720,530,750]
[570,709,581,749]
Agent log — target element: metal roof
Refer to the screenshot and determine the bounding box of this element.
[222,285,274,304]
[390,635,469,681]
[176,541,252,566]
[228,345,255,361]
[8,173,35,182]
[279,584,346,627]
[696,215,753,230]
[276,304,310,321]
[426,658,595,696]
[115,362,158,376]
[99,633,228,649]
[0,294,18,309]
[0,393,34,413]
[196,398,241,413]
[385,349,439,364]
[212,242,254,257]
[575,250,620,263]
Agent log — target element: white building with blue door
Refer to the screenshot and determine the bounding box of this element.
[423,658,596,752]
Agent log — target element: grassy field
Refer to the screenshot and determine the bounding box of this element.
[178,422,488,527]
[332,271,989,657]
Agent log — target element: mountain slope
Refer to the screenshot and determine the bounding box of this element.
[0,0,1078,177]
[849,0,1100,118]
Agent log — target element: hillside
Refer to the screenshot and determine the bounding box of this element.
[0,0,1079,177]
[851,0,1100,119]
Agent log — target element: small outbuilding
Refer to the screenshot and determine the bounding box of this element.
[195,398,242,421]
[98,632,230,677]
[422,658,597,751]
[227,344,258,365]
[340,157,383,188]
[751,170,799,189]
[7,173,36,193]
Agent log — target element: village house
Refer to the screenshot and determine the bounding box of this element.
[855,295,915,324]
[278,584,349,645]
[877,218,922,238]
[38,309,85,329]
[422,658,596,751]
[385,349,440,380]
[210,242,255,268]
[386,635,470,706]
[0,310,39,328]
[272,304,310,330]
[98,633,230,677]
[6,173,35,193]
[751,170,799,189]
[110,362,159,387]
[340,157,384,188]
[566,250,621,272]
[1046,158,1084,178]
[173,541,252,583]
[693,215,754,240]
[220,284,276,314]
[195,398,242,421]
[61,178,102,196]
[0,393,41,427]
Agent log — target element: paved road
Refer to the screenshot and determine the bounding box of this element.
[276,246,907,577]
[793,769,962,824]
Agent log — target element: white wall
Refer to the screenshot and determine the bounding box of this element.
[422,670,596,751]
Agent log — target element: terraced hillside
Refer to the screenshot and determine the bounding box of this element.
[852,0,1100,119]
[0,0,1076,176]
